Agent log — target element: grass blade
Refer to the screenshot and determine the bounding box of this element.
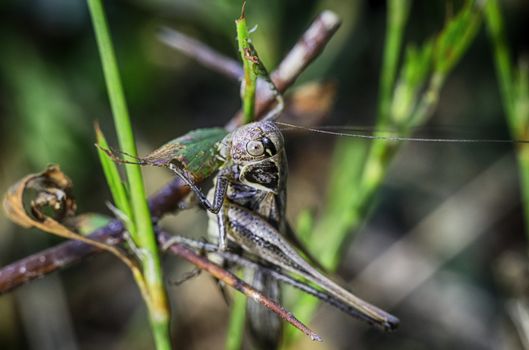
[86,0,171,348]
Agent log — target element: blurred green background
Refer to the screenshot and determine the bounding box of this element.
[1,0,529,349]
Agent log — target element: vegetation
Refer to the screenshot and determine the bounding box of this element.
[1,1,528,349]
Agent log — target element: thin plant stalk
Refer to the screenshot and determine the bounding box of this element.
[226,280,247,350]
[225,6,258,348]
[485,0,529,237]
[86,0,171,348]
[281,3,412,345]
[283,1,481,346]
[236,7,258,124]
[95,123,133,227]
[377,0,411,125]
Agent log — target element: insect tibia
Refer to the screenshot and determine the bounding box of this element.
[170,165,229,215]
[224,201,399,331]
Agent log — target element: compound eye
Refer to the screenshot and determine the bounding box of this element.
[246,140,265,156]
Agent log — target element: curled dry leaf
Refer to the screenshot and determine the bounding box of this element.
[3,165,77,229]
[3,165,120,253]
[2,165,151,303]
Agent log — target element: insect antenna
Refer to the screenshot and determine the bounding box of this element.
[95,144,148,165]
[276,121,529,144]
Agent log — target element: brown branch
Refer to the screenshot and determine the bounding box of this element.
[0,225,119,293]
[0,178,189,294]
[156,12,341,131]
[0,11,341,294]
[158,232,322,341]
[163,235,393,330]
[158,27,243,80]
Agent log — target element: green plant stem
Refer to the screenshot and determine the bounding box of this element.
[225,283,247,350]
[284,2,483,346]
[485,0,529,236]
[225,7,261,347]
[485,0,514,118]
[341,0,413,250]
[355,72,444,221]
[86,0,171,349]
[236,13,257,124]
[376,0,411,125]
[282,2,411,344]
[95,125,134,226]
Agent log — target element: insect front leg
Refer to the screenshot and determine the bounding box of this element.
[168,163,229,214]
[215,204,228,251]
[200,173,230,250]
[168,163,232,251]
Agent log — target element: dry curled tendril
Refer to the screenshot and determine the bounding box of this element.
[2,165,151,304]
[3,165,77,228]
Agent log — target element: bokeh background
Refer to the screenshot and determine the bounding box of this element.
[1,0,529,349]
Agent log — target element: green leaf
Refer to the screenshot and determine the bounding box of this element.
[376,0,411,125]
[87,0,171,347]
[434,1,481,74]
[95,123,134,227]
[391,41,434,124]
[513,61,529,136]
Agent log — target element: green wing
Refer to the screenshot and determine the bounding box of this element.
[141,127,228,182]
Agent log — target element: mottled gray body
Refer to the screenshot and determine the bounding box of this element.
[203,121,398,346]
[208,121,286,347]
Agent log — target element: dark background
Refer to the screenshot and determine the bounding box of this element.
[1,0,529,349]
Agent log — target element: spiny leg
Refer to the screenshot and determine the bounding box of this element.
[160,234,396,328]
[224,201,399,331]
[216,206,228,251]
[168,163,230,251]
[168,163,229,214]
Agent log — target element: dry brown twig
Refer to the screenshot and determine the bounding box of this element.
[158,27,244,80]
[161,233,395,328]
[158,232,322,341]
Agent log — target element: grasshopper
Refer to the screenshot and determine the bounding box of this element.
[168,119,400,345]
[102,18,398,343]
[157,12,398,342]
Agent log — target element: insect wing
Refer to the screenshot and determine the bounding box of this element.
[141,127,228,182]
